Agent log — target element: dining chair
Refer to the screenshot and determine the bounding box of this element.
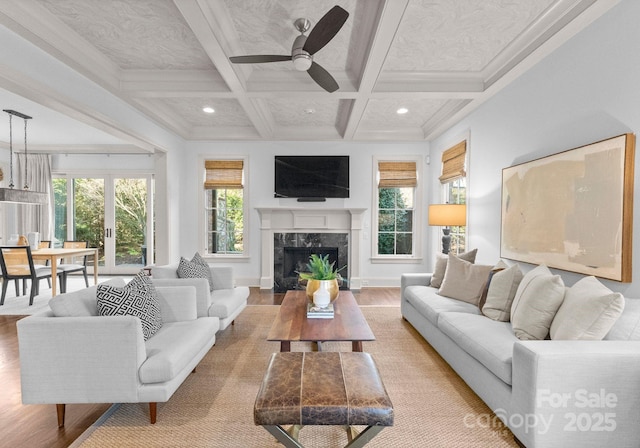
[58,241,89,293]
[37,240,52,288]
[0,246,53,306]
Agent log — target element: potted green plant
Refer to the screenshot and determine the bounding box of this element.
[297,254,344,304]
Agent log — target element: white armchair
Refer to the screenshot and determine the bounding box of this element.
[151,263,249,331]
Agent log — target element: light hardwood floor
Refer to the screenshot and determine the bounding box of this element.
[0,286,400,448]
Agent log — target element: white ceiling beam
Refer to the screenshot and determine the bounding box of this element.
[120,70,229,96]
[0,65,157,152]
[341,0,411,140]
[0,0,121,89]
[174,0,275,138]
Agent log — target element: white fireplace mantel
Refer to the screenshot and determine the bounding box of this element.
[256,207,366,290]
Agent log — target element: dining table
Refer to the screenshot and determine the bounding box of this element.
[31,247,99,296]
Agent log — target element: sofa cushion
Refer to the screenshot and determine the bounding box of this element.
[209,287,249,319]
[430,248,477,288]
[510,265,565,340]
[97,273,163,341]
[438,255,492,305]
[405,285,480,326]
[482,263,523,322]
[605,298,640,340]
[438,312,517,385]
[139,317,219,384]
[150,263,179,279]
[49,277,126,317]
[178,254,214,291]
[550,276,624,340]
[478,261,507,310]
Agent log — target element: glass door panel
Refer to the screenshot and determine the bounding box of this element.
[53,173,153,275]
[114,177,148,268]
[72,178,105,268]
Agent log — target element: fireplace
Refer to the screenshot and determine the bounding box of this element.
[273,233,348,293]
[257,208,365,290]
[283,247,338,278]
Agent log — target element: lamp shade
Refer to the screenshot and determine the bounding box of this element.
[428,204,466,226]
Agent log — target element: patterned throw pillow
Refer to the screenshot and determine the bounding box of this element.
[97,272,163,341]
[178,252,214,291]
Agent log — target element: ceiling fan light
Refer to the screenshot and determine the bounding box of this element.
[292,54,312,71]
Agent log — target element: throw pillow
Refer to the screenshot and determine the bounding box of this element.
[477,260,508,311]
[430,248,478,288]
[510,265,565,340]
[482,263,524,322]
[178,252,214,291]
[97,272,163,341]
[438,254,493,305]
[550,276,625,340]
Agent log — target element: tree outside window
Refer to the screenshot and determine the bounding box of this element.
[378,187,414,255]
[206,188,243,254]
[203,159,246,256]
[375,160,418,257]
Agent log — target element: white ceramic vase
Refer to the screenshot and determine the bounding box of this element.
[313,280,331,309]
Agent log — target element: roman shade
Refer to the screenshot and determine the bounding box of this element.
[439,141,466,183]
[204,160,243,189]
[378,161,417,188]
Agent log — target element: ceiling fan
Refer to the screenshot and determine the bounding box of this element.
[229,5,349,93]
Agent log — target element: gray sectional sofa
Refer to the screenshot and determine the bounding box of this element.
[401,271,640,448]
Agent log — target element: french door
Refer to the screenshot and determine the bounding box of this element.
[53,173,154,275]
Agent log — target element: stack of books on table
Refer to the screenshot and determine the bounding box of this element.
[307,302,334,319]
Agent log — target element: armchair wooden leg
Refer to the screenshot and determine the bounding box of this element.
[149,402,157,424]
[56,404,66,428]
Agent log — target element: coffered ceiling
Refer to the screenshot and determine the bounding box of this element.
[0,0,615,150]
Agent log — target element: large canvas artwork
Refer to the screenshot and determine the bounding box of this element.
[501,134,635,282]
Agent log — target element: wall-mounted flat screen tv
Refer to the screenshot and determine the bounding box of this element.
[274,155,349,199]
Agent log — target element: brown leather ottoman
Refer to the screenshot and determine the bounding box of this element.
[254,351,393,447]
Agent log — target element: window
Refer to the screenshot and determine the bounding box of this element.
[204,159,246,256]
[374,160,419,258]
[439,141,467,254]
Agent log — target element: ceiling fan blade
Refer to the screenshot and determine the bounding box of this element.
[302,5,349,56]
[229,55,291,64]
[307,62,339,93]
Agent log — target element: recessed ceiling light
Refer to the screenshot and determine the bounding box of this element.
[397,107,409,115]
[202,106,215,114]
[304,108,316,114]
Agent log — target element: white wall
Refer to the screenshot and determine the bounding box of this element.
[180,141,430,287]
[431,0,640,296]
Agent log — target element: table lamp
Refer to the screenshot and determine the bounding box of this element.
[428,204,467,254]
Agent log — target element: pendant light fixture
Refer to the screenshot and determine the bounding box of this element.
[0,109,47,204]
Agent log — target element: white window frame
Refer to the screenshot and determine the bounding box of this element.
[371,155,422,264]
[199,155,249,261]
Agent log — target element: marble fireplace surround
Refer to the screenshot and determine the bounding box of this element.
[256,208,366,290]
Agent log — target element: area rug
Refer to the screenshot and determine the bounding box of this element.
[75,305,517,447]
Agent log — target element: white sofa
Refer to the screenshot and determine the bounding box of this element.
[401,272,640,448]
[151,263,249,331]
[17,278,219,426]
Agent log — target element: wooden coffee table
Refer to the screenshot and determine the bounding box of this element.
[267,290,375,352]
